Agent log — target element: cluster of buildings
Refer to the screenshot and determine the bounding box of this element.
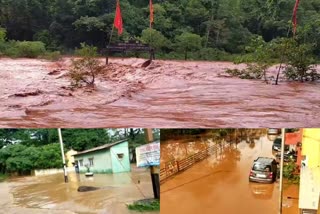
[284,128,320,214]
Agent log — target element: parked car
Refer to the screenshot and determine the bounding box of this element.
[249,157,278,183]
[268,128,280,135]
[272,138,289,152]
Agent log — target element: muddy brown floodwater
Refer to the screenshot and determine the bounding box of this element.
[0,165,158,214]
[160,130,298,214]
[0,57,320,128]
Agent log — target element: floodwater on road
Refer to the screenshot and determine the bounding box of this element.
[0,165,157,214]
[160,129,290,214]
[0,58,320,128]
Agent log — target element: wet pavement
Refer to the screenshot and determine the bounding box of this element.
[0,58,320,128]
[160,129,282,214]
[0,165,158,214]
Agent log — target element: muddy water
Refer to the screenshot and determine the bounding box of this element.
[0,58,320,127]
[160,130,281,214]
[282,183,299,214]
[0,165,157,214]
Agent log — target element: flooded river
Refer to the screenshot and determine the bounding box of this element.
[0,58,320,128]
[160,129,297,214]
[0,165,157,214]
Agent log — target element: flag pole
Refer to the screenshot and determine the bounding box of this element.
[149,0,153,60]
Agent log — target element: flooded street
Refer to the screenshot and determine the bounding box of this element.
[1,58,320,128]
[160,130,282,214]
[0,165,157,214]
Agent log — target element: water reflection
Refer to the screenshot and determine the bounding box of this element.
[249,183,274,200]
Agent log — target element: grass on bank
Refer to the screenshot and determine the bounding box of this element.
[0,174,8,182]
[127,199,160,212]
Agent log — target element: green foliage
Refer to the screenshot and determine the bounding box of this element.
[70,57,105,87]
[0,173,8,182]
[4,41,46,58]
[75,43,99,57]
[71,43,104,87]
[282,39,317,82]
[0,27,6,43]
[283,161,300,184]
[0,0,320,61]
[140,28,168,50]
[73,16,106,32]
[127,199,160,212]
[41,51,61,61]
[175,32,202,60]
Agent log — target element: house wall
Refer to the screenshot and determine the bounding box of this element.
[74,149,112,173]
[110,141,131,173]
[302,129,320,168]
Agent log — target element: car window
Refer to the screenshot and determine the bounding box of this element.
[253,163,271,172]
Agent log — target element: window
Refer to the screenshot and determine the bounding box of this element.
[117,153,124,160]
[79,159,83,167]
[89,158,94,166]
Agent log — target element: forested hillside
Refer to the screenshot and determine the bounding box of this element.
[0,0,319,59]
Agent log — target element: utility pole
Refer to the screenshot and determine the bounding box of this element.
[58,128,68,183]
[144,128,160,199]
[279,128,286,214]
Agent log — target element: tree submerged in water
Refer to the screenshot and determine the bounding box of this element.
[70,43,105,88]
[226,35,319,84]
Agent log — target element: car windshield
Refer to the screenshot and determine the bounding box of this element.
[252,163,271,172]
[273,139,281,145]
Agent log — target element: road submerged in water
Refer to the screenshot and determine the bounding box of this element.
[0,166,157,214]
[160,130,298,214]
[0,57,319,128]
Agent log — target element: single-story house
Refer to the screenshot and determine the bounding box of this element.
[73,140,130,173]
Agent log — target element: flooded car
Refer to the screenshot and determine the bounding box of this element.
[249,157,278,183]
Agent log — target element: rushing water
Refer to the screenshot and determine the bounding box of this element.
[0,58,319,128]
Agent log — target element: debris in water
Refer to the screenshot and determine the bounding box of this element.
[141,59,152,68]
[77,186,100,192]
[12,90,43,97]
[48,69,61,75]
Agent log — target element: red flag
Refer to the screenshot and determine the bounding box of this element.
[292,0,300,35]
[150,0,154,25]
[114,0,123,35]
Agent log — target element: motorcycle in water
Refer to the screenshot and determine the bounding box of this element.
[275,150,297,162]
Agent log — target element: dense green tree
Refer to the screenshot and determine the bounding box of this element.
[0,0,319,59]
[140,28,168,50]
[175,32,202,60]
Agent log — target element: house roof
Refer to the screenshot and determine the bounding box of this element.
[73,139,127,156]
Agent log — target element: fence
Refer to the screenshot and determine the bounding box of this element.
[33,167,75,176]
[160,141,234,183]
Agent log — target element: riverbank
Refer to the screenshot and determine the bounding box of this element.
[0,174,8,182]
